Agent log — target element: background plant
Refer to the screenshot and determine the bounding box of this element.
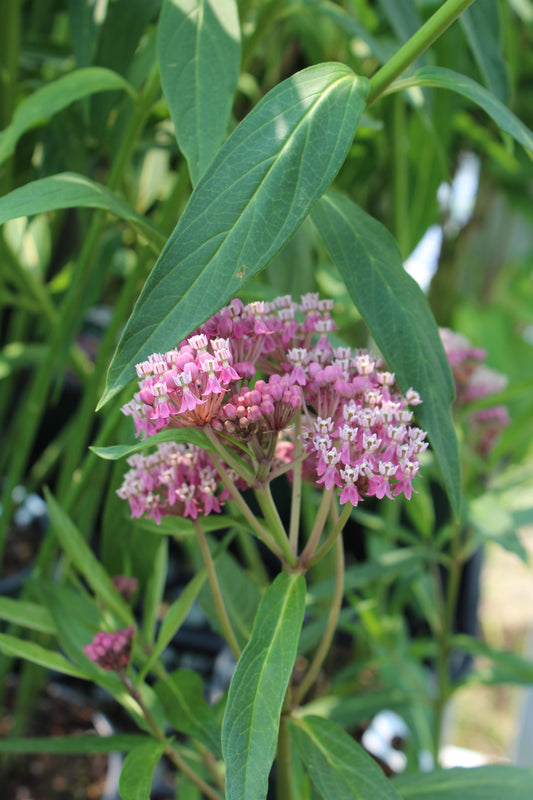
[1,0,533,798]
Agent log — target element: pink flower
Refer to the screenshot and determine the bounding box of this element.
[84,626,135,671]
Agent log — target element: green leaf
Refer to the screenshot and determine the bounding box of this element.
[154,669,222,756]
[140,571,207,681]
[0,173,166,250]
[158,0,241,185]
[310,192,461,515]
[99,63,369,407]
[0,68,133,167]
[0,633,87,679]
[222,572,306,800]
[393,766,533,799]
[0,733,150,754]
[459,0,510,103]
[119,738,168,800]
[44,489,133,625]
[68,0,105,67]
[298,690,413,729]
[91,427,215,460]
[142,538,168,647]
[290,715,402,800]
[395,67,533,155]
[0,596,56,635]
[378,0,422,48]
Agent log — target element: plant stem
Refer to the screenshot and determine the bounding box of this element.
[306,501,353,568]
[203,425,255,484]
[433,520,464,761]
[366,0,476,106]
[294,533,345,706]
[192,518,241,660]
[118,672,224,800]
[255,485,297,566]
[298,489,334,565]
[289,410,303,553]
[207,448,283,558]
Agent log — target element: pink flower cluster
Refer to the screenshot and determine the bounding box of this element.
[84,626,135,671]
[439,328,509,456]
[117,442,225,524]
[118,294,428,519]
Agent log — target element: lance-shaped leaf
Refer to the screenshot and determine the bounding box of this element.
[393,765,533,799]
[459,0,510,104]
[290,715,402,800]
[119,738,168,800]
[99,63,369,408]
[0,67,133,167]
[394,67,532,155]
[158,0,241,186]
[310,192,461,515]
[0,173,165,250]
[154,669,222,756]
[222,572,306,800]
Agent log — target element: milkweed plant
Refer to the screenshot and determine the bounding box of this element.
[0,1,532,799]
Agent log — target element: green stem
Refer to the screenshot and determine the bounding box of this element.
[118,672,224,800]
[192,518,241,659]
[207,449,283,558]
[289,410,303,553]
[255,485,297,567]
[306,502,353,568]
[298,489,334,565]
[0,0,20,192]
[366,0,476,106]
[294,534,345,706]
[203,426,255,484]
[433,520,464,761]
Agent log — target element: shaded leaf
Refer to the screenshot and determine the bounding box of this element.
[99,63,369,407]
[290,715,402,799]
[393,766,533,799]
[91,427,214,460]
[459,0,510,103]
[0,597,56,635]
[119,738,168,800]
[0,68,133,166]
[310,192,461,515]
[158,0,241,185]
[395,67,533,155]
[0,173,165,250]
[0,633,87,679]
[154,669,222,756]
[0,733,150,754]
[222,573,306,800]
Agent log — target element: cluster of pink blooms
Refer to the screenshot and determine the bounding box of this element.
[118,294,428,521]
[84,626,135,671]
[439,328,510,456]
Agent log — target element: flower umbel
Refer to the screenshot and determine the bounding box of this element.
[84,626,135,671]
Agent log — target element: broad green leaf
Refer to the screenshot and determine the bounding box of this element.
[300,0,391,64]
[0,173,166,250]
[0,597,56,634]
[140,570,207,680]
[394,67,533,155]
[459,0,510,103]
[0,68,133,167]
[158,0,241,185]
[119,738,168,800]
[91,427,214,459]
[222,572,306,800]
[310,192,461,515]
[44,489,133,625]
[99,63,369,407]
[199,549,261,648]
[290,715,402,800]
[0,633,87,679]
[154,669,222,756]
[0,733,149,754]
[393,766,533,799]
